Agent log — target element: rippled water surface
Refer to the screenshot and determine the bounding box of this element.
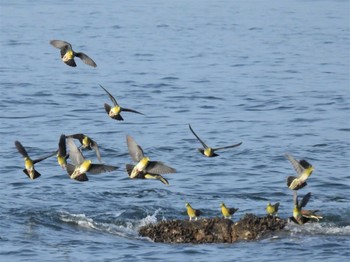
[1,0,349,261]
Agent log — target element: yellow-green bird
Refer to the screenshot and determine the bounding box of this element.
[220,203,239,219]
[185,203,202,221]
[15,140,55,179]
[50,40,97,67]
[66,138,118,182]
[189,124,242,157]
[125,164,169,185]
[266,202,280,216]
[99,84,144,121]
[290,191,312,225]
[56,134,69,169]
[285,153,314,190]
[126,135,176,179]
[67,134,102,163]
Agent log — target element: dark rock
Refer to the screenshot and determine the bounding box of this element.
[139,214,287,244]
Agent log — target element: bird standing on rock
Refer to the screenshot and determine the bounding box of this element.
[185,203,202,221]
[220,203,239,219]
[266,202,280,217]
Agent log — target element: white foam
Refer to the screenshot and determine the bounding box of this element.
[286,221,350,236]
[138,208,161,228]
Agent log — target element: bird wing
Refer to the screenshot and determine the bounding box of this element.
[75,52,97,67]
[99,84,118,105]
[285,153,305,176]
[64,58,77,67]
[121,107,144,115]
[58,134,67,156]
[90,140,102,163]
[88,164,118,174]
[126,135,144,162]
[67,134,84,144]
[125,164,135,177]
[146,161,176,174]
[213,142,242,151]
[189,124,209,149]
[293,191,299,206]
[229,208,239,215]
[15,141,29,158]
[66,137,85,165]
[300,192,311,209]
[50,40,71,49]
[33,151,56,164]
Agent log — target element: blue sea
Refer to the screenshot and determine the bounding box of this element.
[1,0,349,261]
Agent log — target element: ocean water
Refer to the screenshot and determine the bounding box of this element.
[1,0,349,261]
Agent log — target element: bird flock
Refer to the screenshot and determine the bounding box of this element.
[14,40,322,226]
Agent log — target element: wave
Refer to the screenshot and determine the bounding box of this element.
[57,209,161,239]
[285,221,350,236]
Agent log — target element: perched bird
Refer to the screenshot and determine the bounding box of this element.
[301,210,323,221]
[56,134,69,169]
[290,191,312,225]
[125,164,169,185]
[188,124,242,157]
[185,203,202,221]
[266,202,280,217]
[285,153,314,190]
[15,141,55,179]
[126,135,176,179]
[66,138,118,182]
[50,40,97,67]
[67,134,102,163]
[220,203,239,219]
[99,84,144,121]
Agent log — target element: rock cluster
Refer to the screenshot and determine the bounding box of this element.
[139,214,287,244]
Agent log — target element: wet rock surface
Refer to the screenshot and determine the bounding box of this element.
[139,214,287,244]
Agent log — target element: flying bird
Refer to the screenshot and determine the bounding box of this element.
[220,203,239,219]
[285,153,314,190]
[185,203,202,221]
[266,202,280,217]
[126,135,176,180]
[66,138,118,182]
[15,141,55,179]
[50,40,97,67]
[67,134,102,163]
[290,192,312,225]
[125,164,169,185]
[188,124,242,157]
[99,84,144,121]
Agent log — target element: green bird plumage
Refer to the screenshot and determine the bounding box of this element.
[126,135,176,180]
[15,140,55,180]
[99,84,144,121]
[220,203,239,219]
[185,202,202,221]
[66,134,102,163]
[266,202,280,216]
[285,153,314,190]
[50,40,97,67]
[189,124,242,157]
[290,191,312,225]
[66,138,118,182]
